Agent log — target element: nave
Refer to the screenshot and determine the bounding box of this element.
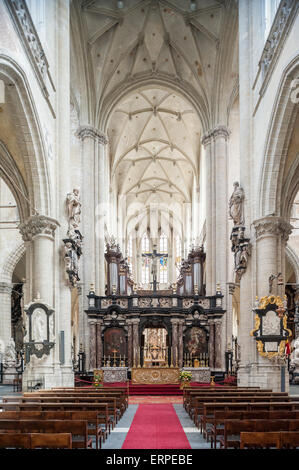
[1,383,299,450]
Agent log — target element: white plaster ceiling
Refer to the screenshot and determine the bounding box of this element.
[74,0,237,235]
[109,86,201,205]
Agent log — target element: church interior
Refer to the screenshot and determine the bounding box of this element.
[0,0,299,451]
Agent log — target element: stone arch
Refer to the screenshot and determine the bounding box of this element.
[98,76,209,135]
[281,153,299,220]
[259,54,299,218]
[0,140,30,223]
[285,244,299,284]
[0,242,26,284]
[0,54,52,216]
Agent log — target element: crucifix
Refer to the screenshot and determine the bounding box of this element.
[142,244,168,293]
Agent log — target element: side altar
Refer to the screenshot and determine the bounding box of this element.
[131,367,180,384]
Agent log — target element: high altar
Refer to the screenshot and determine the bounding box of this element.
[85,239,226,383]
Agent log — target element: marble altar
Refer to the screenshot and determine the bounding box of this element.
[182,367,211,383]
[102,367,128,383]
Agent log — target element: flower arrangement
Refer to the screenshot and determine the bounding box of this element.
[180,371,192,381]
[93,370,103,388]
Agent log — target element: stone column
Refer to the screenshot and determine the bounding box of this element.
[214,321,223,370]
[96,320,103,368]
[171,319,179,366]
[236,0,256,390]
[0,282,13,352]
[202,126,229,299]
[19,215,59,305]
[201,134,213,295]
[178,320,184,368]
[132,319,140,367]
[18,215,59,390]
[76,126,108,365]
[127,320,133,367]
[226,282,236,350]
[202,126,229,372]
[295,286,299,338]
[208,322,215,369]
[89,321,97,370]
[254,217,292,296]
[238,216,292,391]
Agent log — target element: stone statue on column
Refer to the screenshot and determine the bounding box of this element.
[63,189,83,288]
[229,182,250,282]
[229,182,245,226]
[66,188,81,233]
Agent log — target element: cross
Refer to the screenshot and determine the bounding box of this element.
[142,244,168,292]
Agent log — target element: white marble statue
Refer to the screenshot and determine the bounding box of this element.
[33,309,46,342]
[229,182,245,226]
[291,337,299,366]
[3,338,17,368]
[66,188,81,229]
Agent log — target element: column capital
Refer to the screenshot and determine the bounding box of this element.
[18,215,60,242]
[253,216,293,242]
[201,125,230,146]
[75,125,108,145]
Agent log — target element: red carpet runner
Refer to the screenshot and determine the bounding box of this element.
[121,404,191,449]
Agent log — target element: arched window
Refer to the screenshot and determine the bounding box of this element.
[141,233,150,284]
[159,233,168,284]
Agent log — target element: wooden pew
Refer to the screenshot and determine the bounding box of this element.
[0,410,106,449]
[186,391,286,416]
[280,431,299,449]
[240,431,281,449]
[0,402,113,436]
[199,401,299,435]
[0,420,92,449]
[219,420,299,449]
[193,395,299,428]
[22,392,127,416]
[208,410,299,448]
[0,433,31,449]
[29,389,128,410]
[30,433,72,449]
[2,397,117,429]
[183,386,263,407]
[240,431,299,449]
